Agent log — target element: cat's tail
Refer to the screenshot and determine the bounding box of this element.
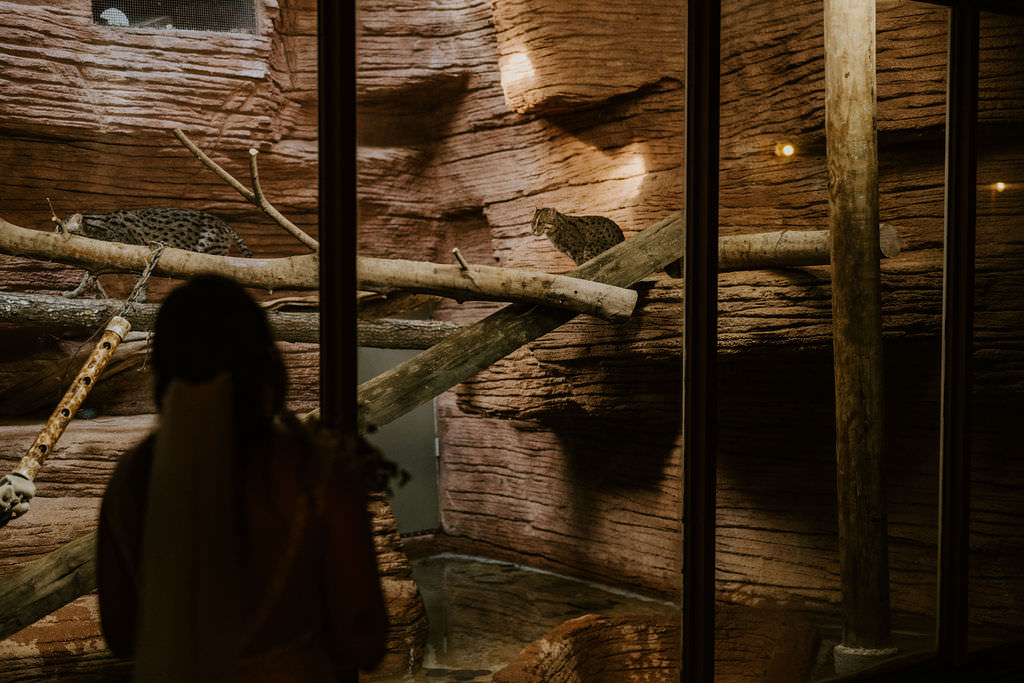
[231,228,254,258]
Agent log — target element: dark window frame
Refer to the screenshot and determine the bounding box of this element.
[682,1,1024,681]
[317,1,1024,681]
[318,0,358,680]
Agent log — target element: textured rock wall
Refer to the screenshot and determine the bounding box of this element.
[0,0,1022,656]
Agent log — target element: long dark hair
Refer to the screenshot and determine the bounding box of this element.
[151,274,287,452]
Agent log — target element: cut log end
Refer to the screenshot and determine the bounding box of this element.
[879,224,902,259]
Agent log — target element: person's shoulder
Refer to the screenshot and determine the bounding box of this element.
[106,434,157,493]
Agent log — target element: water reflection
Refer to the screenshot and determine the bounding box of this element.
[377,554,677,682]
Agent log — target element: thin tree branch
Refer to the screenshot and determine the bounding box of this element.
[248,147,320,251]
[172,128,256,202]
[172,128,319,252]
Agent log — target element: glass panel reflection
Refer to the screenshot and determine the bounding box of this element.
[718,1,948,678]
[969,9,1024,652]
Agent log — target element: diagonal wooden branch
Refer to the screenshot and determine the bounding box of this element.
[0,217,637,320]
[0,531,96,640]
[172,128,320,252]
[333,217,902,430]
[306,212,688,431]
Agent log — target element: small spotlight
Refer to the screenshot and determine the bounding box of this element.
[774,142,796,157]
[995,181,1006,192]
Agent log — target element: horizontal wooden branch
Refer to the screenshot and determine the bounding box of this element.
[0,218,637,320]
[0,216,317,290]
[718,224,901,271]
[0,292,458,349]
[359,256,637,321]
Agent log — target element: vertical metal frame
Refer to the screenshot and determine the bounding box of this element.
[318,2,359,680]
[319,0,359,436]
[937,2,978,668]
[683,1,720,681]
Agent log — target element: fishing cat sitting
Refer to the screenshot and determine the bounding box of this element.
[530,207,624,266]
[531,207,681,277]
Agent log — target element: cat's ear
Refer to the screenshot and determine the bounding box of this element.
[65,214,83,232]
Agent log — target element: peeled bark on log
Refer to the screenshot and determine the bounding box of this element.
[0,292,458,349]
[358,256,638,321]
[719,224,901,271]
[0,218,637,321]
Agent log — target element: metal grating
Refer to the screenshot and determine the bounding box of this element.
[92,1,258,34]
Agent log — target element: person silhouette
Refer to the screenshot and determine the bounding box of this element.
[97,274,387,681]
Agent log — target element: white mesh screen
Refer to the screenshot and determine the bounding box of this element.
[92,1,257,34]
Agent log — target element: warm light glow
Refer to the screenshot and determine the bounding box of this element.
[603,142,649,200]
[774,142,796,157]
[500,50,536,91]
[995,181,1006,192]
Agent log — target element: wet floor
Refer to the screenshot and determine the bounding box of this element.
[377,554,679,682]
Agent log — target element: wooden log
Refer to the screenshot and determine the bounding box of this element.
[719,224,901,271]
[353,212,683,433]
[334,212,906,432]
[825,0,895,663]
[357,318,459,350]
[0,215,318,290]
[13,318,130,483]
[0,218,638,321]
[301,210,905,430]
[0,531,96,640]
[0,292,458,349]
[358,256,638,322]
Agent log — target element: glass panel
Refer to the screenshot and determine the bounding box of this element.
[0,1,313,677]
[718,1,947,678]
[969,9,1024,652]
[356,0,684,679]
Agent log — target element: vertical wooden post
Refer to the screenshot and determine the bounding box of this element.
[823,0,896,672]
